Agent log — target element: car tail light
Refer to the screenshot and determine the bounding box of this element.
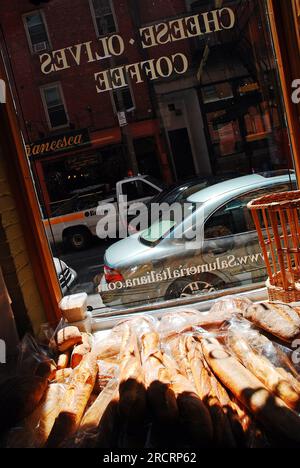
[104,265,124,284]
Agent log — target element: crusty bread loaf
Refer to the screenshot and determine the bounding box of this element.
[56,326,82,352]
[118,326,146,428]
[57,352,70,370]
[79,378,119,431]
[228,331,300,411]
[141,332,178,427]
[25,383,66,447]
[46,353,97,447]
[243,302,300,342]
[71,333,91,368]
[201,336,300,444]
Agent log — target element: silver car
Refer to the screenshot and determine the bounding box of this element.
[99,172,296,307]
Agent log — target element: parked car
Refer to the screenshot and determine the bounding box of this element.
[54,257,77,295]
[99,171,296,306]
[128,173,240,234]
[44,175,163,251]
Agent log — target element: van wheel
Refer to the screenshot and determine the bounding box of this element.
[165,275,224,300]
[64,228,92,251]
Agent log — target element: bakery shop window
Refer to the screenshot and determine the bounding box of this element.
[0,0,298,313]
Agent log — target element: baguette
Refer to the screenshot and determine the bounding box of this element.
[201,336,300,444]
[71,333,92,368]
[228,331,300,411]
[118,326,146,428]
[141,332,178,427]
[243,302,300,342]
[161,352,213,448]
[79,378,119,431]
[24,383,66,447]
[46,353,97,447]
[186,336,237,447]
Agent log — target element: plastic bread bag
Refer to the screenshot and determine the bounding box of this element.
[17,333,56,378]
[5,382,67,448]
[225,316,300,411]
[209,296,253,317]
[114,314,158,339]
[62,378,120,448]
[158,306,236,342]
[95,361,120,394]
[94,315,158,361]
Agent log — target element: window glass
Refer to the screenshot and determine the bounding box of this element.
[24,11,49,51]
[42,85,68,128]
[0,0,297,311]
[91,0,117,36]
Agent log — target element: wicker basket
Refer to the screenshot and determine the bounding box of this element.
[248,190,300,303]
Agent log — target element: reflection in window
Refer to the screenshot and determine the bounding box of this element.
[41,84,68,129]
[24,11,50,53]
[91,0,117,36]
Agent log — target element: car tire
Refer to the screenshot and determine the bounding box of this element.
[64,228,92,251]
[165,274,225,300]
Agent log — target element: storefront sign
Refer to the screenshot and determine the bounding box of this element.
[26,129,90,158]
[38,7,236,94]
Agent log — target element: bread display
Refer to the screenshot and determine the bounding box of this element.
[228,331,300,410]
[200,336,300,445]
[243,302,300,342]
[46,353,98,447]
[5,298,300,448]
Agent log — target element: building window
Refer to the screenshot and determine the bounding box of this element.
[90,0,117,37]
[40,84,69,129]
[112,86,135,113]
[23,11,50,53]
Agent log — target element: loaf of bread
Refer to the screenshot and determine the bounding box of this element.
[79,378,119,431]
[57,352,70,370]
[141,332,179,427]
[24,383,66,447]
[228,331,300,411]
[200,336,300,444]
[243,302,300,342]
[118,326,146,428]
[185,336,237,447]
[46,353,97,447]
[71,333,92,368]
[56,326,82,352]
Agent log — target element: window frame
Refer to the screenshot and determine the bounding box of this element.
[22,9,52,55]
[110,82,136,114]
[89,0,118,38]
[0,0,299,327]
[40,82,70,131]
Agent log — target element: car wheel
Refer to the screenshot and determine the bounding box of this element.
[64,228,92,251]
[165,274,224,300]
